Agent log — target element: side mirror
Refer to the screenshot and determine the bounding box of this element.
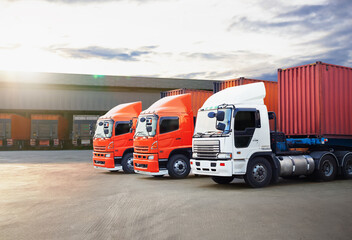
[268,112,275,120]
[129,120,133,127]
[216,111,225,121]
[216,122,226,131]
[208,112,216,118]
[146,126,152,132]
[89,124,93,135]
[104,129,109,135]
[146,118,152,125]
[140,117,146,122]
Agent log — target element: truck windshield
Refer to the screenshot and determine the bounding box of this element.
[194,108,232,137]
[94,119,114,138]
[135,115,158,137]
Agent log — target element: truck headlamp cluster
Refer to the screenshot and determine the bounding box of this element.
[148,155,154,160]
[192,153,198,158]
[217,153,232,159]
[105,153,111,158]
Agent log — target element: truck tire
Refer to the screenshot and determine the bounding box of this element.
[122,153,135,174]
[314,155,337,181]
[244,157,272,188]
[212,176,235,184]
[341,154,352,179]
[167,154,190,179]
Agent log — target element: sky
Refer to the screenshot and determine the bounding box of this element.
[0,0,351,81]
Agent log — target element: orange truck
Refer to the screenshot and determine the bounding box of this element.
[0,113,30,149]
[93,102,142,173]
[30,114,68,148]
[133,89,212,178]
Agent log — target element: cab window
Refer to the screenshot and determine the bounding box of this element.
[159,117,179,134]
[115,122,130,136]
[234,110,260,148]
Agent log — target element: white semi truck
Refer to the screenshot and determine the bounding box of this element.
[190,82,352,188]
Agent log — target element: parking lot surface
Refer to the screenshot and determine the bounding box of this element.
[1,150,352,240]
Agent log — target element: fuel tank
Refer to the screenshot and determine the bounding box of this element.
[277,155,315,176]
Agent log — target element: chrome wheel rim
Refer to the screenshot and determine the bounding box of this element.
[127,157,134,170]
[346,160,352,175]
[252,164,267,182]
[173,159,187,175]
[322,160,333,177]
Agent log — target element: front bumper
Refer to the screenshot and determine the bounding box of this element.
[93,151,120,169]
[190,159,233,177]
[94,165,122,171]
[133,153,167,175]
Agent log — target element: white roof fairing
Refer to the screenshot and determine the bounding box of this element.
[201,82,266,109]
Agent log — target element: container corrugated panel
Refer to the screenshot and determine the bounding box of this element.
[0,114,30,140]
[278,61,352,138]
[31,114,68,140]
[160,89,212,116]
[213,78,278,114]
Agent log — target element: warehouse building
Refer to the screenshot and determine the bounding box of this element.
[0,71,213,148]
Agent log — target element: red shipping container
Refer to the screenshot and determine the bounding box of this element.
[278,61,352,138]
[160,89,212,116]
[213,77,278,114]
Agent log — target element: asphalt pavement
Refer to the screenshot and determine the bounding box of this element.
[1,150,351,240]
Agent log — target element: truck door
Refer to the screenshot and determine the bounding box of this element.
[157,117,180,158]
[233,109,261,158]
[113,121,131,152]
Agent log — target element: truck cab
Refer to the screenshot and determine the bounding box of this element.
[191,83,272,184]
[133,94,194,178]
[191,82,352,187]
[93,101,142,173]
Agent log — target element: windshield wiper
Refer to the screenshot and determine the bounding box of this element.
[208,131,221,137]
[193,132,204,137]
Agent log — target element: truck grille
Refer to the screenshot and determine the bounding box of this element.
[193,140,220,159]
[94,146,106,151]
[135,146,148,152]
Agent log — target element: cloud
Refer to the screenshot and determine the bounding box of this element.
[48,45,156,61]
[184,51,270,61]
[228,0,352,69]
[0,44,21,50]
[257,72,277,82]
[6,0,171,3]
[229,1,352,32]
[174,72,207,79]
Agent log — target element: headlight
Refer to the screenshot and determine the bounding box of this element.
[148,155,154,160]
[192,153,198,158]
[217,153,232,159]
[151,141,158,149]
[105,154,111,158]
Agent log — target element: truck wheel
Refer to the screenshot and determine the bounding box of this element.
[211,176,235,184]
[314,155,337,181]
[122,153,135,174]
[167,154,190,179]
[341,154,352,179]
[244,157,272,188]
